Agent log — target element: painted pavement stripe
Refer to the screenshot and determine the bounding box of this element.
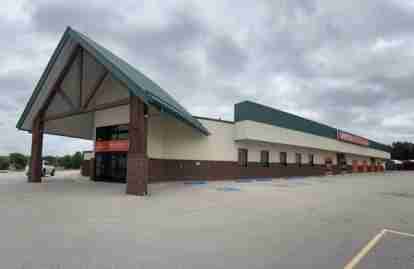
[343,229,387,269]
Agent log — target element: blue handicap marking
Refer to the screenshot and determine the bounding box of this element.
[216,186,241,192]
[287,176,305,180]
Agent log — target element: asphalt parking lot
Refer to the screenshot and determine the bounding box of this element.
[1,171,414,269]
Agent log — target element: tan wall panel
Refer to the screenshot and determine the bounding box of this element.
[60,53,81,108]
[45,113,93,139]
[161,116,237,161]
[345,153,370,165]
[147,114,164,159]
[93,75,129,106]
[82,51,107,106]
[235,120,390,159]
[94,105,129,127]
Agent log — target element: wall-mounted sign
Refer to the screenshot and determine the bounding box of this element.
[337,130,369,146]
[95,140,129,152]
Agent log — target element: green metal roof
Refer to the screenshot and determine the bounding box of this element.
[17,27,209,135]
[235,101,391,153]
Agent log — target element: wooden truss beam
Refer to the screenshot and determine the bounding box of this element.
[43,97,130,122]
[79,47,83,107]
[37,45,81,118]
[57,88,76,110]
[82,70,109,109]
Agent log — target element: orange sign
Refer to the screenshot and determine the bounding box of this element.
[95,140,129,152]
[337,131,369,146]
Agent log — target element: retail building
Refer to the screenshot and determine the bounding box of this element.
[17,27,390,195]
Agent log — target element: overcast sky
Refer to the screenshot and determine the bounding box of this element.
[2,0,414,155]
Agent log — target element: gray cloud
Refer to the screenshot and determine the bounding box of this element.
[29,0,122,36]
[115,10,208,94]
[206,35,249,76]
[0,71,34,93]
[2,0,414,155]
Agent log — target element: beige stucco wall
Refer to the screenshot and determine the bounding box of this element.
[94,105,129,127]
[345,154,370,165]
[235,120,390,159]
[93,109,237,160]
[92,102,389,164]
[159,116,237,161]
[147,113,165,159]
[89,73,238,161]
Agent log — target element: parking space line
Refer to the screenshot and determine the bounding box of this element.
[343,229,387,269]
[384,229,414,238]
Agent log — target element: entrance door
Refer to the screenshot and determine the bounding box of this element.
[95,153,109,180]
[111,153,127,181]
[325,157,333,175]
[95,152,127,182]
[337,153,347,173]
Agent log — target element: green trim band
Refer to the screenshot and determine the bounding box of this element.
[235,101,390,153]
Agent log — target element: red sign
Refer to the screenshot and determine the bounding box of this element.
[95,140,129,152]
[337,131,369,146]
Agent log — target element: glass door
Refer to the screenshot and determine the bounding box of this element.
[111,153,127,182]
[95,152,127,182]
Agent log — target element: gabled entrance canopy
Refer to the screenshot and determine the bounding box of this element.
[17,26,209,195]
[17,26,209,138]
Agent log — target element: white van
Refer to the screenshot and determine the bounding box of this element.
[26,161,56,177]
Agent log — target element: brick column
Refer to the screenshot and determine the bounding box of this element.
[29,116,44,182]
[126,96,148,195]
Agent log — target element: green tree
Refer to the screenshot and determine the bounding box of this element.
[391,142,414,160]
[9,153,28,170]
[43,155,57,165]
[71,152,82,169]
[59,155,73,169]
[0,156,10,170]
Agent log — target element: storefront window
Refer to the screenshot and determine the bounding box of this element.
[309,154,314,166]
[96,124,129,141]
[261,150,270,167]
[295,153,302,166]
[238,148,248,167]
[280,152,287,166]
